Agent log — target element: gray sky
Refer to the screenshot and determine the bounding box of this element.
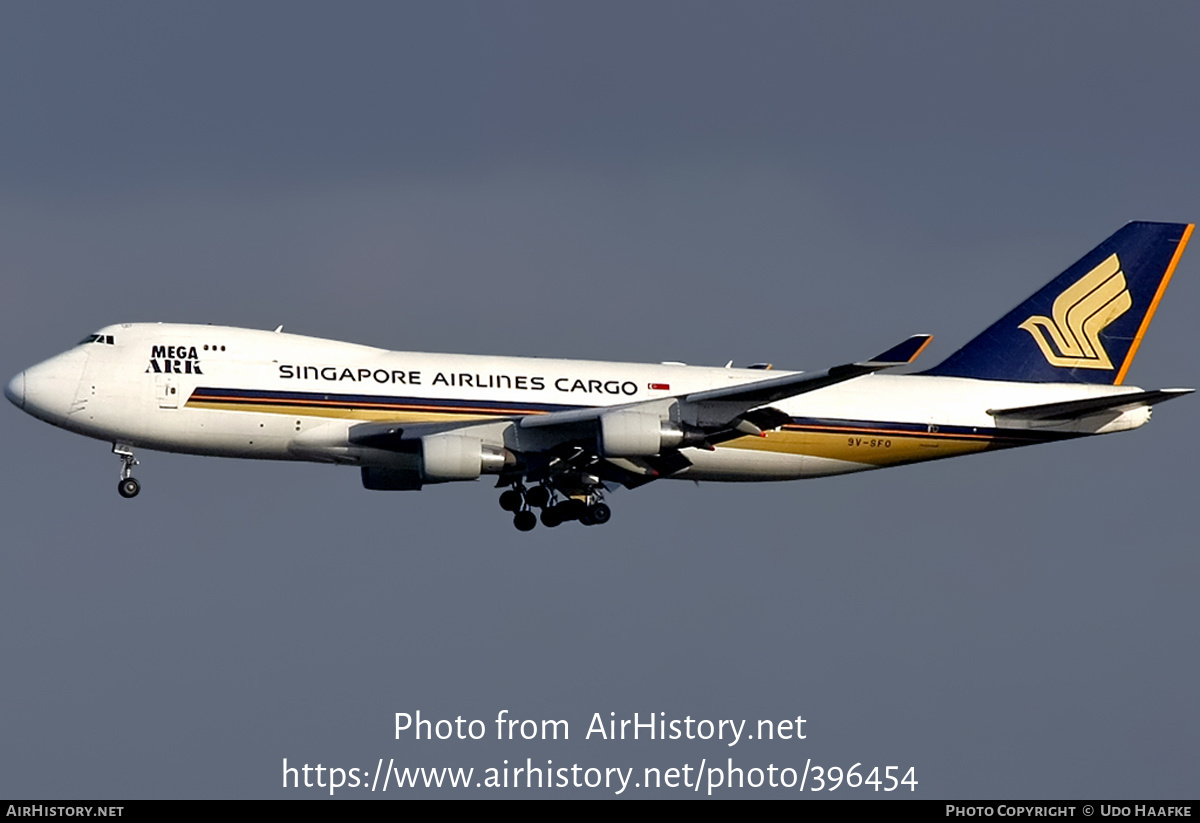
[2,2,1197,798]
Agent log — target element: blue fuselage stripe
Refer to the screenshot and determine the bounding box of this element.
[187,386,1072,446]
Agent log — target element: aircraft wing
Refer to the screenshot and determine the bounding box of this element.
[349,419,498,451]
[679,334,931,423]
[519,334,932,431]
[347,334,932,489]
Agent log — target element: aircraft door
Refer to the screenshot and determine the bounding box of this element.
[156,375,179,409]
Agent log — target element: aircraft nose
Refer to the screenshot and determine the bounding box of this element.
[17,349,88,424]
[4,371,24,409]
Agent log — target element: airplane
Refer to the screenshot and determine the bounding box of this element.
[5,221,1193,531]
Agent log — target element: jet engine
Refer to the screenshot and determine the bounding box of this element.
[420,433,516,481]
[597,410,687,457]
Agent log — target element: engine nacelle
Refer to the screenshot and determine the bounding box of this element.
[361,466,423,491]
[597,410,684,457]
[420,434,515,482]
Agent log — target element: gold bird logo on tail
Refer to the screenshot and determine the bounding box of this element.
[1018,254,1131,370]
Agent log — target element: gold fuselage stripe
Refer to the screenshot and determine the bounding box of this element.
[724,428,993,466]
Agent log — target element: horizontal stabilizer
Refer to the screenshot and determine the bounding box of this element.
[987,388,1192,421]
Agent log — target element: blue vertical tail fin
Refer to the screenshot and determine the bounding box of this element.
[922,221,1193,384]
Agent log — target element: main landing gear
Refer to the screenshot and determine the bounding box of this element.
[497,481,612,532]
[113,443,141,499]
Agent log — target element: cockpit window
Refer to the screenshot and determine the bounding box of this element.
[77,334,114,346]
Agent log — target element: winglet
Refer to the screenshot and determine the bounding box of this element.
[862,334,933,367]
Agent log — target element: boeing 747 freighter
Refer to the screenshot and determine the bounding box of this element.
[6,222,1192,530]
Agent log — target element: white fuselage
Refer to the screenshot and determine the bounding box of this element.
[7,323,1152,484]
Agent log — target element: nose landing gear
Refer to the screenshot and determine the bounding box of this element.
[113,443,140,499]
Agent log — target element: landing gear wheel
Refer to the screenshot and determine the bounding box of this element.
[113,443,140,496]
[525,485,551,509]
[587,503,611,525]
[513,510,537,532]
[540,507,563,528]
[555,500,586,522]
[580,510,596,526]
[499,489,523,512]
